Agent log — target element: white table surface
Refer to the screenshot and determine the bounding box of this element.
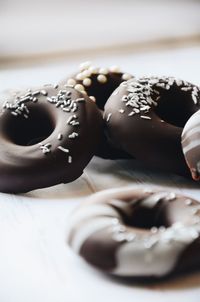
[0,46,200,302]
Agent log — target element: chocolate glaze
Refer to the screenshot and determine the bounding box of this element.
[67,187,200,278]
[104,77,200,176]
[59,62,133,159]
[0,85,103,193]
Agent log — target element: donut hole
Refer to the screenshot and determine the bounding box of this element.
[120,205,169,230]
[4,106,55,146]
[154,87,196,127]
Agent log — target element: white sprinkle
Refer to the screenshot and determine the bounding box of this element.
[11,111,18,116]
[89,96,96,102]
[165,192,176,201]
[156,83,167,89]
[58,146,69,153]
[150,227,158,234]
[185,199,192,206]
[70,121,80,126]
[128,111,135,116]
[118,109,125,113]
[82,70,91,78]
[106,113,112,122]
[67,78,76,86]
[109,65,120,73]
[67,115,77,125]
[68,155,72,163]
[181,87,191,92]
[159,226,166,232]
[99,68,108,75]
[122,73,132,81]
[192,94,198,104]
[88,66,99,74]
[83,78,92,87]
[79,61,92,71]
[75,84,85,92]
[97,74,107,84]
[76,73,84,81]
[40,90,48,96]
[140,115,151,120]
[176,79,183,86]
[32,90,40,96]
[68,132,79,139]
[57,133,63,140]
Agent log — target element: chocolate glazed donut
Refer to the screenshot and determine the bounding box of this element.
[59,61,134,159]
[104,77,200,176]
[67,187,200,278]
[0,85,103,193]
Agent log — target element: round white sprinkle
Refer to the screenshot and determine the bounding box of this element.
[83,78,92,87]
[88,66,99,74]
[159,226,166,232]
[75,84,85,92]
[97,74,107,84]
[122,73,132,81]
[67,78,76,86]
[150,227,158,234]
[185,199,192,206]
[89,96,96,102]
[79,61,92,71]
[76,73,84,81]
[109,65,121,73]
[82,70,91,78]
[99,68,108,75]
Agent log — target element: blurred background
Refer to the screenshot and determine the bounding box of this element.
[0,0,200,89]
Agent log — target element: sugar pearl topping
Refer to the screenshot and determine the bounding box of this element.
[63,61,134,102]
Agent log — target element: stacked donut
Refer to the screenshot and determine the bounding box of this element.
[1,61,200,279]
[0,61,200,193]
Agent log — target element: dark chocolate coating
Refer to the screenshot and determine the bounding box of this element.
[0,85,103,193]
[67,187,200,278]
[104,77,200,176]
[59,63,133,159]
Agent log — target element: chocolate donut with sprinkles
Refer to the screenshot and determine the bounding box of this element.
[59,62,134,159]
[59,61,133,110]
[104,77,200,176]
[67,187,200,278]
[0,84,102,193]
[182,110,200,180]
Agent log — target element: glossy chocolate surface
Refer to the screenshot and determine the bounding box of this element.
[0,85,103,193]
[104,77,200,176]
